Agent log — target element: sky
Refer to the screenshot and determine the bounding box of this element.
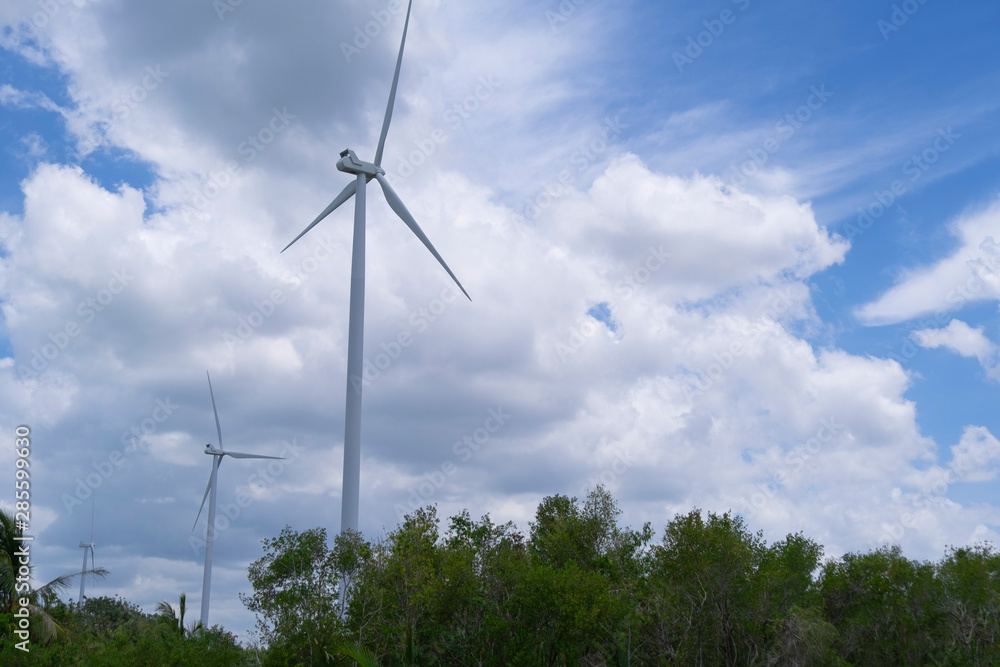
[1,0,1000,642]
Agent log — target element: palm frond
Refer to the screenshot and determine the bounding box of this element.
[156,599,178,621]
[25,602,64,643]
[338,640,380,667]
[186,618,204,636]
[38,567,110,597]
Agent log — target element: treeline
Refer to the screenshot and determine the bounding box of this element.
[0,594,251,666]
[3,488,999,665]
[242,487,1000,666]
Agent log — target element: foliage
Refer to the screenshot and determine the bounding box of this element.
[242,487,1000,666]
[2,489,997,665]
[240,524,347,665]
[0,506,108,644]
[0,592,249,666]
[820,545,945,665]
[936,543,1000,665]
[156,592,204,636]
[75,594,146,634]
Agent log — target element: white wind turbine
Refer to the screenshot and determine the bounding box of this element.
[282,0,469,535]
[78,497,96,601]
[193,371,284,627]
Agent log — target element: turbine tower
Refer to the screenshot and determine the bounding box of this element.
[193,371,285,627]
[282,0,469,535]
[78,497,96,601]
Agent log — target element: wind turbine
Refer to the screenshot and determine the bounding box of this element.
[193,371,285,627]
[282,0,469,536]
[78,496,96,601]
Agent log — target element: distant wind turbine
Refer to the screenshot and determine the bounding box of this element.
[282,0,469,535]
[193,371,284,627]
[78,496,96,601]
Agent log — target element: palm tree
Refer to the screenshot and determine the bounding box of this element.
[156,592,203,636]
[0,507,109,640]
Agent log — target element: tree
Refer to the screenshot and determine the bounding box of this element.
[646,509,771,666]
[0,507,108,643]
[820,545,945,665]
[238,491,1000,665]
[526,487,653,664]
[241,525,346,666]
[936,543,1000,665]
[155,592,203,636]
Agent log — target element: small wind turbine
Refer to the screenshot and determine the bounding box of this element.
[78,496,96,601]
[193,371,284,627]
[282,0,469,536]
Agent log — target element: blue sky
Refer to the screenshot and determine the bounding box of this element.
[1,0,1000,641]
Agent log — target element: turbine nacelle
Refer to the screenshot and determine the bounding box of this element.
[194,371,286,627]
[281,0,469,538]
[336,149,383,177]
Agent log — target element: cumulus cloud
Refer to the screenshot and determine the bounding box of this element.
[949,426,1000,483]
[1,0,997,640]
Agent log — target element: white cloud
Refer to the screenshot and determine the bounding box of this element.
[949,426,1000,483]
[856,198,1000,325]
[1,0,998,642]
[0,84,61,112]
[913,319,998,364]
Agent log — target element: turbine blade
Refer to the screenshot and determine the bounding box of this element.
[224,451,286,460]
[375,173,471,300]
[374,0,414,167]
[90,495,95,543]
[207,371,224,451]
[282,180,358,253]
[192,471,214,531]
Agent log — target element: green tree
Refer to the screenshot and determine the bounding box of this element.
[156,592,203,636]
[759,533,841,666]
[0,507,108,643]
[525,487,652,665]
[936,543,1000,665]
[241,525,346,666]
[646,509,772,666]
[820,545,945,665]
